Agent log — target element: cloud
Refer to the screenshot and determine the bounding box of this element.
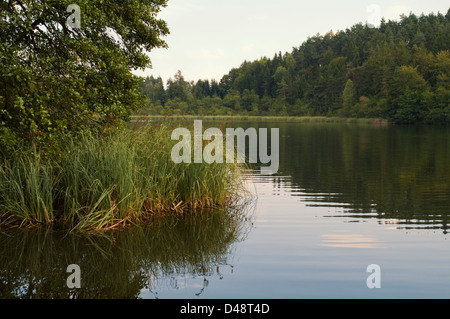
[198,48,226,60]
[242,44,256,54]
[198,62,230,81]
[161,2,206,16]
[385,5,412,20]
[247,13,270,22]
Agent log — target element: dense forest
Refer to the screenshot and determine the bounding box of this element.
[140,9,450,124]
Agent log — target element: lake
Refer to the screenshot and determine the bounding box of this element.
[1,120,450,299]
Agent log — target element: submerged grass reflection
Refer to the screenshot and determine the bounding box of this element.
[0,204,254,299]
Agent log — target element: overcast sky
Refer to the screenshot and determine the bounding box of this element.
[134,0,449,84]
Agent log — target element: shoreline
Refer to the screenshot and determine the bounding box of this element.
[130,115,392,125]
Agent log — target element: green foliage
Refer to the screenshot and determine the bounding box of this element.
[340,79,357,117]
[166,70,191,101]
[142,9,450,125]
[390,66,430,123]
[1,0,169,155]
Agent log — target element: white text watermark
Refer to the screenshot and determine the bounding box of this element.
[171,120,279,175]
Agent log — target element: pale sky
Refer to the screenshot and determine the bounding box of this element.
[134,0,449,84]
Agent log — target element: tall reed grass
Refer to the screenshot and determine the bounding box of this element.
[0,124,247,232]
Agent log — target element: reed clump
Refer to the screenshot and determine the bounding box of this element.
[0,124,247,232]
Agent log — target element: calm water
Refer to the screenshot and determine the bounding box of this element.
[1,121,450,299]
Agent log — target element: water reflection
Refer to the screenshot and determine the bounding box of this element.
[320,231,380,249]
[290,124,450,233]
[0,207,253,299]
[235,122,450,234]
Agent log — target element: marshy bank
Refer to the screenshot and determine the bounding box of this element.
[0,123,248,232]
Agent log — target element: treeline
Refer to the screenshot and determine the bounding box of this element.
[140,10,450,124]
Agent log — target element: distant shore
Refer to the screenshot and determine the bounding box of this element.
[130,114,391,125]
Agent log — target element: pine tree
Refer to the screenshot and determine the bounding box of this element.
[341,79,357,117]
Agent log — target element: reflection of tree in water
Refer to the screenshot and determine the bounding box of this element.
[0,206,254,299]
[270,123,450,233]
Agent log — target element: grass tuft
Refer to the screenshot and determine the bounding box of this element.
[0,124,248,232]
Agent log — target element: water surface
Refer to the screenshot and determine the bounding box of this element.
[1,121,450,299]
